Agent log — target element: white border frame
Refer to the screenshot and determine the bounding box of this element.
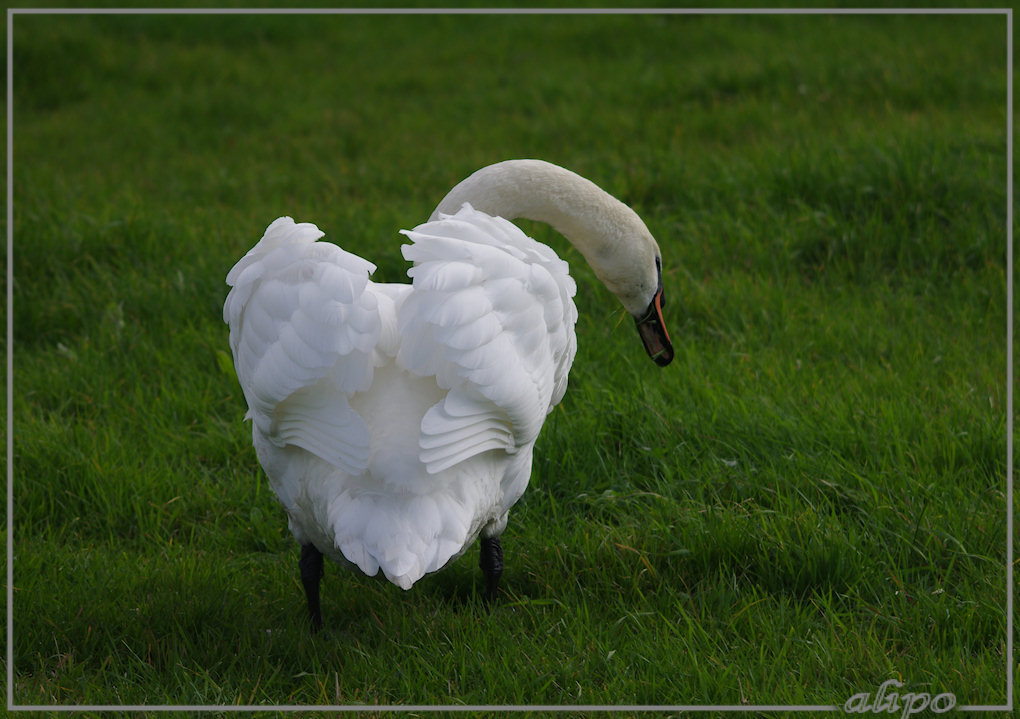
[5,6,1013,714]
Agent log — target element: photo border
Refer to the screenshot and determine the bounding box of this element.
[5,5,1013,713]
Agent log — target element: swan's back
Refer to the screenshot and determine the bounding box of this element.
[224,205,578,589]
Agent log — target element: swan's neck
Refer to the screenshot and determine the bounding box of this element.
[431,160,660,316]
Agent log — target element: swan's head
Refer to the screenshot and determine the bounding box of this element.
[582,210,674,368]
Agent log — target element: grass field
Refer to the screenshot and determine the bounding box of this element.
[8,7,1012,714]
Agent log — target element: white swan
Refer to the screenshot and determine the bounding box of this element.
[224,160,672,629]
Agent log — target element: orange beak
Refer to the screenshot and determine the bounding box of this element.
[635,276,673,367]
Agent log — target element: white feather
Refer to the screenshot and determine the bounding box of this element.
[224,207,577,589]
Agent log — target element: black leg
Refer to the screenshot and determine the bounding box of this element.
[479,536,503,602]
[299,543,324,632]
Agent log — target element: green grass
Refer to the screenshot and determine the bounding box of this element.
[9,8,1011,713]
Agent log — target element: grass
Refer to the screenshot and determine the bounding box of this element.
[8,7,1011,714]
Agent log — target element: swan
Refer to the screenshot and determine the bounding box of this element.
[223,159,673,629]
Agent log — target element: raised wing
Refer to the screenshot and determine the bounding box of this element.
[224,217,381,475]
[397,204,578,474]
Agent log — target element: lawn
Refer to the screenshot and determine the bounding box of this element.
[8,7,1011,714]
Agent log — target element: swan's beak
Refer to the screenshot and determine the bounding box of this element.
[635,284,673,367]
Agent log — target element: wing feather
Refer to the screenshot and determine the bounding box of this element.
[397,204,577,474]
[224,216,380,474]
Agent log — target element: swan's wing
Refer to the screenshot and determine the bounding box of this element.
[224,217,381,475]
[397,204,578,474]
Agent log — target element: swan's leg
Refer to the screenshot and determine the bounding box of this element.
[299,543,324,632]
[479,536,503,601]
